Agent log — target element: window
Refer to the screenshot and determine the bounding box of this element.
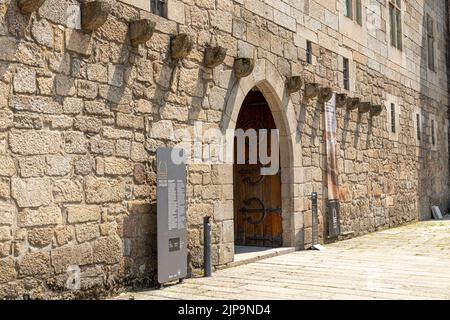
[306,41,312,64]
[431,119,436,146]
[426,14,435,71]
[344,0,353,19]
[151,0,166,16]
[122,0,166,17]
[344,0,362,25]
[416,114,421,141]
[343,58,349,90]
[390,103,396,133]
[389,0,402,50]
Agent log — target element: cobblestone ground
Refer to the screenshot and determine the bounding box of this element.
[115,219,450,300]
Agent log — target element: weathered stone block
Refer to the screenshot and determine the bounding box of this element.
[93,236,122,264]
[150,120,174,140]
[31,18,53,48]
[64,131,88,154]
[85,177,126,204]
[28,227,53,248]
[285,76,303,94]
[171,34,193,60]
[18,206,61,227]
[130,142,148,162]
[84,101,112,117]
[115,140,131,158]
[116,113,144,130]
[9,95,63,114]
[75,223,100,243]
[204,46,227,68]
[46,155,72,176]
[53,179,83,203]
[0,110,14,131]
[0,258,16,284]
[100,157,133,176]
[0,156,16,177]
[74,116,102,133]
[234,57,255,78]
[0,204,15,225]
[63,97,83,115]
[0,226,11,241]
[66,205,101,223]
[13,67,36,94]
[19,156,45,178]
[77,80,98,99]
[9,130,61,155]
[304,83,320,99]
[17,0,46,14]
[19,252,50,276]
[54,225,73,246]
[81,1,112,32]
[51,243,93,274]
[133,164,146,185]
[12,178,52,208]
[318,87,333,103]
[130,19,156,47]
[0,179,10,200]
[65,29,93,56]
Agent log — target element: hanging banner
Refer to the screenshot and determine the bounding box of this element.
[324,93,341,238]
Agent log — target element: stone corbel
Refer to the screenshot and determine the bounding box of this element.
[130,19,156,47]
[17,0,46,14]
[358,101,371,114]
[81,0,112,32]
[234,58,255,78]
[370,104,383,117]
[304,83,320,99]
[285,76,302,94]
[336,93,348,108]
[204,46,227,68]
[346,97,360,111]
[171,34,193,60]
[318,87,333,103]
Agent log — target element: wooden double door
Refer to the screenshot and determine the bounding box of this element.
[233,90,282,248]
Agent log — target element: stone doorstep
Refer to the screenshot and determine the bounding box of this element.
[217,246,297,270]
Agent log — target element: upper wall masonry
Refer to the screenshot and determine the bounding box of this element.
[120,0,449,104]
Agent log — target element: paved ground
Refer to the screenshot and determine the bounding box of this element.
[116,219,450,300]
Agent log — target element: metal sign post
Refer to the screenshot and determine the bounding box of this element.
[157,148,187,285]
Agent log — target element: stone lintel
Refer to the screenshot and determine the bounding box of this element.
[130,19,156,47]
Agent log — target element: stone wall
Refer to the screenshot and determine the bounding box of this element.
[0,0,449,299]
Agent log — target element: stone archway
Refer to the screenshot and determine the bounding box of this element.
[221,59,303,249]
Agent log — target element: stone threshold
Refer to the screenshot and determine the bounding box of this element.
[217,246,297,270]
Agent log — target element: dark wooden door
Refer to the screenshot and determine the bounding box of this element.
[234,90,282,247]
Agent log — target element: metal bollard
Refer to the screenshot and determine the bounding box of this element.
[311,192,319,247]
[203,216,212,277]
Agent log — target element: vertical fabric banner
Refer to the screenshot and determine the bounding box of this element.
[324,93,341,238]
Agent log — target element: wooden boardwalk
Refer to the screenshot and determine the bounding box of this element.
[115,219,450,300]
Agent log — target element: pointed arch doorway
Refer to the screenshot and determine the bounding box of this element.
[233,88,283,248]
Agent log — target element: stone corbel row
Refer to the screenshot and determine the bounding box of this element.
[336,93,383,117]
